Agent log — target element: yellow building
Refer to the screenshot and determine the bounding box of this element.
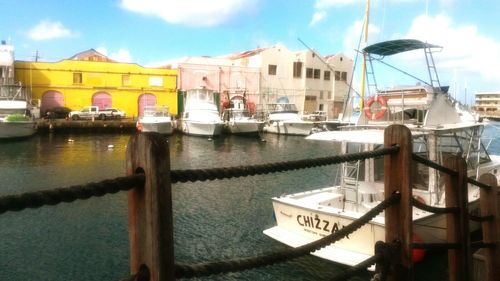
[15,49,177,118]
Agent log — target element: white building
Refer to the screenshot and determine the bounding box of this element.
[229,43,353,119]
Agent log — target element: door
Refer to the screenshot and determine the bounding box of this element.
[92,92,112,110]
[41,90,64,114]
[138,93,157,117]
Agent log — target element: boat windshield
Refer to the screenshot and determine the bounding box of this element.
[268,103,298,113]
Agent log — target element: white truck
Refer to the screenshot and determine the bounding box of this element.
[69,106,125,120]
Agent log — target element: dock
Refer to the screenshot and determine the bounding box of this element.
[36,119,137,133]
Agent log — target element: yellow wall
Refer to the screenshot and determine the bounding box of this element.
[15,59,178,118]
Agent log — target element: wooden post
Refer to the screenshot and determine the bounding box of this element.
[126,133,174,281]
[443,155,470,281]
[384,124,413,280]
[478,173,500,281]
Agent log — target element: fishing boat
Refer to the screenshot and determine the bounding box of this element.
[136,105,173,135]
[0,41,37,139]
[263,39,500,269]
[177,88,224,137]
[263,100,315,136]
[221,95,264,135]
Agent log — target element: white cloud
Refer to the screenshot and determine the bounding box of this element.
[28,20,75,41]
[404,14,500,83]
[310,11,327,26]
[96,47,133,63]
[342,19,381,58]
[120,0,252,27]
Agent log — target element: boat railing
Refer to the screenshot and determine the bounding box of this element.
[0,125,498,281]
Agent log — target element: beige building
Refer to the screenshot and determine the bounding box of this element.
[474,92,500,117]
[229,44,353,119]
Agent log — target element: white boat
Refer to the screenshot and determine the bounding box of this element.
[0,41,37,139]
[222,96,264,135]
[177,88,224,137]
[263,39,500,269]
[263,102,314,136]
[136,105,173,135]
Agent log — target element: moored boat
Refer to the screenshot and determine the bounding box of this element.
[263,39,500,269]
[222,95,264,135]
[263,102,314,136]
[0,41,37,139]
[177,88,224,137]
[136,105,173,135]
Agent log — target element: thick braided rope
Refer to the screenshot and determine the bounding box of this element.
[411,153,457,176]
[467,177,492,190]
[174,192,401,278]
[171,146,399,183]
[411,197,459,214]
[0,174,145,215]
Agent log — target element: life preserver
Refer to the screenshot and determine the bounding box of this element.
[363,95,387,120]
[136,122,143,132]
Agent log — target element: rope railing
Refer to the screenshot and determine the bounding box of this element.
[171,146,399,183]
[411,197,459,214]
[412,153,457,176]
[0,146,399,215]
[0,174,145,215]
[174,192,401,278]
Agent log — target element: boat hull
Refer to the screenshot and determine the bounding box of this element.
[178,120,224,136]
[263,121,314,136]
[226,120,264,134]
[263,186,482,270]
[139,121,173,135]
[0,121,37,139]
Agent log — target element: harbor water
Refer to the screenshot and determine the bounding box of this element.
[1,122,500,281]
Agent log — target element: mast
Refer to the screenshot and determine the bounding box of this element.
[359,0,370,110]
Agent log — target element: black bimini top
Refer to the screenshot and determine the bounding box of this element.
[363,39,441,56]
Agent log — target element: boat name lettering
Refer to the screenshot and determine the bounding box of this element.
[296,214,342,233]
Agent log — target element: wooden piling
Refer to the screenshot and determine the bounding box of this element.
[126,133,174,281]
[384,124,413,280]
[477,173,500,281]
[443,155,470,281]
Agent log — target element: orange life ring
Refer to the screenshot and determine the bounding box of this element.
[363,95,387,120]
[136,122,143,132]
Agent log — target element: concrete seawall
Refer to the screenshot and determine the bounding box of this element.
[36,119,137,133]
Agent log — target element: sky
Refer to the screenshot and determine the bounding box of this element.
[2,0,500,105]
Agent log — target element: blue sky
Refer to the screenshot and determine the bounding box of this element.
[2,0,499,104]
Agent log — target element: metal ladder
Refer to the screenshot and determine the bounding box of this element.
[341,158,361,207]
[423,46,442,92]
[364,54,379,97]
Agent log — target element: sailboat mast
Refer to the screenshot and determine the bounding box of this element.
[359,0,370,110]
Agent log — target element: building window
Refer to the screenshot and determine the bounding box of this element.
[327,91,332,99]
[341,71,347,81]
[314,69,321,79]
[319,91,324,99]
[319,104,324,111]
[122,74,130,86]
[268,64,277,75]
[293,61,303,78]
[306,68,313,78]
[335,71,341,81]
[73,72,82,84]
[324,71,331,81]
[305,95,317,101]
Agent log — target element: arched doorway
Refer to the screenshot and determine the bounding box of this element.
[92,92,112,109]
[138,93,157,117]
[41,90,64,114]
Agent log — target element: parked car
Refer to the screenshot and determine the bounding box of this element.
[44,106,72,119]
[104,108,126,119]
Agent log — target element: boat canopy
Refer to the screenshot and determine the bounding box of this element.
[363,39,441,56]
